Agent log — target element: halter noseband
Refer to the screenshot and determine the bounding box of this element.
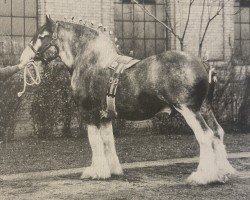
[28,22,60,65]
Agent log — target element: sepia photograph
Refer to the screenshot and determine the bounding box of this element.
[0,0,249,199]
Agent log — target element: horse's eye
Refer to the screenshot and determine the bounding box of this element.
[38,34,49,40]
[38,35,45,39]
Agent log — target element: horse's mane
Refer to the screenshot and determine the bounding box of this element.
[57,21,100,37]
[57,21,121,55]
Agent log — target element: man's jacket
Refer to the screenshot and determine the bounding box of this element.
[0,65,19,82]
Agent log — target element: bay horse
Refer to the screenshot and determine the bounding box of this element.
[20,16,235,184]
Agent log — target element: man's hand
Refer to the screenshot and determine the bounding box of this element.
[17,60,31,70]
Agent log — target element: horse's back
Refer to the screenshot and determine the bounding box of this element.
[143,50,207,75]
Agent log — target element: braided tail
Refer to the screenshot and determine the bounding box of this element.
[202,61,217,105]
[207,67,217,105]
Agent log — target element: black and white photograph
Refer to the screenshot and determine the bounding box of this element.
[0,0,249,199]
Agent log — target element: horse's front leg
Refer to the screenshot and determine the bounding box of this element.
[81,124,111,179]
[100,121,123,176]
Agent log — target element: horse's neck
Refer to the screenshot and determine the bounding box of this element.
[58,29,118,70]
[57,32,75,68]
[82,33,118,69]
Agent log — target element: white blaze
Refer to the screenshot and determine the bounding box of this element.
[20,30,50,64]
[20,39,41,65]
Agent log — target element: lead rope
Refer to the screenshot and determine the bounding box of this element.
[18,61,41,97]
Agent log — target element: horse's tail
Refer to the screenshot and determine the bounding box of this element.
[207,76,216,105]
[203,61,217,105]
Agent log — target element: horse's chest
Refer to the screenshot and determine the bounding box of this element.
[71,68,109,107]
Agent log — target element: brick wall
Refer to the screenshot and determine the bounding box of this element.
[168,0,234,61]
[38,0,115,29]
[37,0,235,61]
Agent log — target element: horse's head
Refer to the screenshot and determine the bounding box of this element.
[21,15,118,70]
[20,15,59,65]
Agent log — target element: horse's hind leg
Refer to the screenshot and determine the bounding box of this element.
[201,102,225,141]
[81,125,111,179]
[100,121,123,175]
[201,102,236,179]
[175,104,235,184]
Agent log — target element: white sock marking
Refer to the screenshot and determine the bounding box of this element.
[176,105,235,184]
[100,122,123,175]
[81,125,110,179]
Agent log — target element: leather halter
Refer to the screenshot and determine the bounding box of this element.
[28,22,60,65]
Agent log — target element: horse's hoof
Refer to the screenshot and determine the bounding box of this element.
[224,164,236,175]
[217,164,236,182]
[187,171,218,185]
[81,167,111,180]
[187,169,233,185]
[220,174,229,183]
[187,172,206,185]
[111,166,123,176]
[218,168,236,183]
[80,167,94,179]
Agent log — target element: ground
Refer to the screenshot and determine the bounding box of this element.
[0,132,249,199]
[0,158,249,200]
[0,133,249,174]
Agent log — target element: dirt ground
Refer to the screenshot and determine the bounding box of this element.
[0,157,249,200]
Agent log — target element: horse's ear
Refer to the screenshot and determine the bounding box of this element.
[45,15,50,24]
[45,15,55,25]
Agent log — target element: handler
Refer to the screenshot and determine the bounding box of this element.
[0,62,28,82]
[0,61,29,142]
